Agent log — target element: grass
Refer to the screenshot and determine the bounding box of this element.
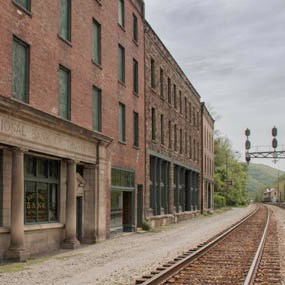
[0,253,84,273]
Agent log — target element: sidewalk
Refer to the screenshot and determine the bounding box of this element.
[0,205,254,285]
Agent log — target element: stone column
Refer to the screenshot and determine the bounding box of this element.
[169,162,175,214]
[62,160,80,249]
[6,148,29,262]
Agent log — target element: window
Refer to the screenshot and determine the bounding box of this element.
[24,155,59,223]
[160,114,164,145]
[185,98,187,119]
[180,129,183,154]
[167,78,171,104]
[92,86,102,132]
[151,107,156,141]
[118,0,125,27]
[59,0,71,41]
[185,131,187,156]
[93,19,101,65]
[174,84,177,109]
[133,59,139,94]
[0,151,2,226]
[133,112,139,147]
[133,14,138,42]
[190,136,192,159]
[12,37,29,103]
[174,125,177,151]
[14,0,31,11]
[179,91,182,114]
[118,45,125,83]
[168,121,172,149]
[151,58,156,88]
[59,65,71,120]
[118,103,126,142]
[111,168,135,188]
[160,68,164,99]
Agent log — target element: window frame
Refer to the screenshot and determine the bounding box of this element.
[118,102,126,143]
[12,36,30,103]
[118,0,125,28]
[151,58,156,89]
[92,85,102,132]
[133,111,139,147]
[92,18,101,66]
[59,0,71,42]
[133,13,138,42]
[118,44,125,84]
[58,64,71,120]
[12,0,31,13]
[151,107,156,142]
[133,58,139,95]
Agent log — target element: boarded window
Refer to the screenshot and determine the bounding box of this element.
[133,112,139,147]
[118,45,125,83]
[151,58,156,88]
[14,0,31,11]
[151,107,156,141]
[93,19,101,65]
[161,114,164,145]
[59,0,71,41]
[118,0,125,27]
[92,86,102,132]
[59,65,71,120]
[0,151,2,226]
[133,59,139,94]
[119,103,126,142]
[12,37,29,102]
[168,78,171,104]
[133,14,138,42]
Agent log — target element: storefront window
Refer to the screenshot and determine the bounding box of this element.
[24,155,60,224]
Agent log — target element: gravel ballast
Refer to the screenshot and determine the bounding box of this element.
[0,206,255,285]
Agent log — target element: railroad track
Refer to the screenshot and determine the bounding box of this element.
[136,205,281,285]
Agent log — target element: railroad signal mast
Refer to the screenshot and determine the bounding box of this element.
[245,127,285,164]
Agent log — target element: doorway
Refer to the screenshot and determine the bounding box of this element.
[76,196,83,241]
[137,185,143,228]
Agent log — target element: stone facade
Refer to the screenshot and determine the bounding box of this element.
[144,22,202,226]
[201,103,215,212]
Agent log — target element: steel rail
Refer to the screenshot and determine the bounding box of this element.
[138,205,260,285]
[243,205,270,285]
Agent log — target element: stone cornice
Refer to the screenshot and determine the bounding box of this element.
[0,95,113,146]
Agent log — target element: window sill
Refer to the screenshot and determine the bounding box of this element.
[0,227,9,234]
[12,0,32,17]
[118,140,127,145]
[95,0,102,6]
[151,87,157,93]
[152,140,157,144]
[133,39,139,47]
[118,23,126,32]
[133,91,139,97]
[118,80,126,87]
[57,34,72,47]
[24,223,64,232]
[92,59,102,70]
[133,145,140,150]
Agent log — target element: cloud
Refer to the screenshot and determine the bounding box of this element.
[144,0,285,170]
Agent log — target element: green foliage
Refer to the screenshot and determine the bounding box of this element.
[246,163,284,201]
[214,134,248,207]
[213,193,226,209]
[142,220,152,231]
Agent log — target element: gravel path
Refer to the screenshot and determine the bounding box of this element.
[268,205,285,285]
[0,205,255,285]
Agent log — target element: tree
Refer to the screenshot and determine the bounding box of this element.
[214,134,248,207]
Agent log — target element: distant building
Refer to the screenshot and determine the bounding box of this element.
[263,188,280,203]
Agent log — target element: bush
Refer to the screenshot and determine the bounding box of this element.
[214,193,226,209]
[142,220,152,231]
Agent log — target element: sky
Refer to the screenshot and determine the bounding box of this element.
[144,0,285,171]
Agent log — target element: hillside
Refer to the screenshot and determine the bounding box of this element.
[246,163,284,199]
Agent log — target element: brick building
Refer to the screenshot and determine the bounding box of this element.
[201,103,214,212]
[144,23,202,227]
[0,0,144,261]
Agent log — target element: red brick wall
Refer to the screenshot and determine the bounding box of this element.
[0,0,145,233]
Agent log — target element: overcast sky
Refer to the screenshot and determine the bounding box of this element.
[144,0,285,171]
